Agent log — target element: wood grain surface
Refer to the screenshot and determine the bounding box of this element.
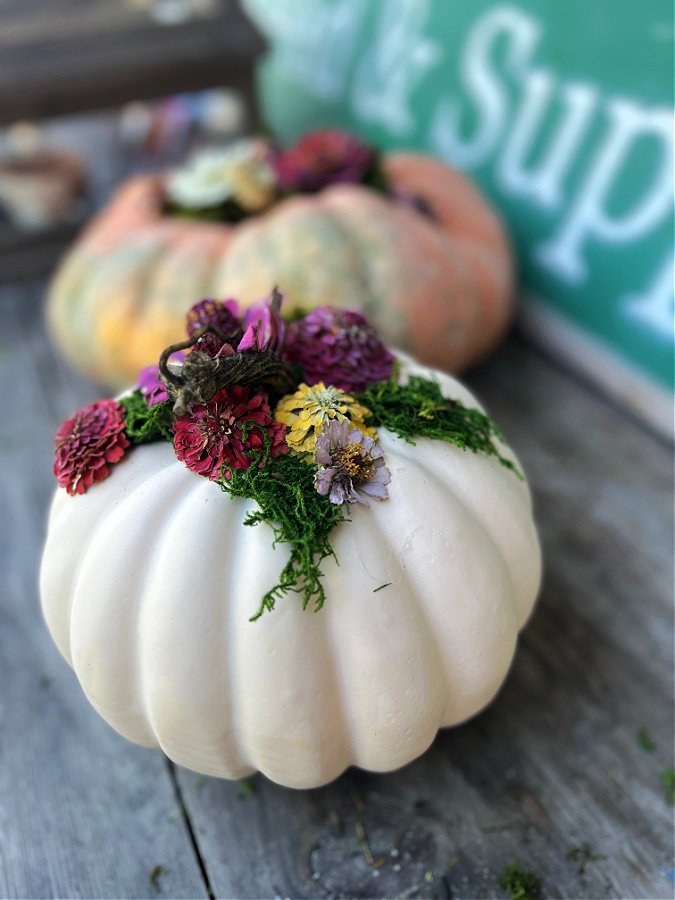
[0,281,672,899]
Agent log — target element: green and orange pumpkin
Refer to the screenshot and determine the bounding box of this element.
[47,138,514,390]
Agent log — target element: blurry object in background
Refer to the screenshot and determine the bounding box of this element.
[125,0,222,26]
[46,132,514,389]
[165,139,276,217]
[199,89,247,139]
[0,0,264,126]
[0,0,264,281]
[0,151,85,230]
[116,89,247,166]
[245,0,673,438]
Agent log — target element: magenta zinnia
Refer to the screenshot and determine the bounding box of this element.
[186,298,242,357]
[272,130,377,193]
[173,385,288,481]
[138,351,186,407]
[54,399,130,496]
[283,306,396,392]
[238,289,286,354]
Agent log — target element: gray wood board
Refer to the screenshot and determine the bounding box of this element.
[0,280,672,899]
[0,283,208,899]
[0,0,264,125]
[174,341,674,899]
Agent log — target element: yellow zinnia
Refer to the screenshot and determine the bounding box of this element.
[275,383,376,454]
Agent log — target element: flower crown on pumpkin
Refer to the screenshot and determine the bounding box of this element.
[53,290,518,620]
[163,130,426,224]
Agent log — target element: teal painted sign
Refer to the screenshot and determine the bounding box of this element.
[244,0,674,393]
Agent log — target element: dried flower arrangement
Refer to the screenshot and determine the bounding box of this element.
[163,131,407,223]
[52,289,519,622]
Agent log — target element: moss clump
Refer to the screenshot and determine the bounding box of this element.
[664,767,675,804]
[636,725,656,752]
[120,390,174,444]
[218,439,345,621]
[499,860,542,900]
[355,374,520,477]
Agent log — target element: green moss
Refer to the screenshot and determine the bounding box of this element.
[637,726,656,752]
[664,767,675,804]
[566,844,606,874]
[356,374,521,477]
[120,390,174,444]
[148,865,167,893]
[499,860,541,900]
[218,435,345,621]
[239,778,255,799]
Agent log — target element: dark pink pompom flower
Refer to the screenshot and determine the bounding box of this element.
[173,385,288,481]
[54,399,130,496]
[186,298,242,357]
[272,130,377,193]
[282,307,395,393]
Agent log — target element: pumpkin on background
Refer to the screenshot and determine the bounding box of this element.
[46,132,514,390]
[40,298,540,789]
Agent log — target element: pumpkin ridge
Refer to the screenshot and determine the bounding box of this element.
[81,237,175,383]
[69,461,192,746]
[315,196,386,324]
[319,514,447,774]
[135,474,255,777]
[386,430,538,630]
[363,488,450,729]
[113,233,192,386]
[41,446,177,665]
[213,197,371,317]
[374,431,520,726]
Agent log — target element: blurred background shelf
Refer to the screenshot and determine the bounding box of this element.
[0,0,264,283]
[0,0,264,125]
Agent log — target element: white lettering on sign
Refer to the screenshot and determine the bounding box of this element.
[351,0,441,136]
[242,0,365,101]
[536,99,674,284]
[497,78,599,210]
[422,4,674,341]
[429,6,540,168]
[621,254,675,341]
[246,0,674,345]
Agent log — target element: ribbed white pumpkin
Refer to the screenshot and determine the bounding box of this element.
[40,355,541,789]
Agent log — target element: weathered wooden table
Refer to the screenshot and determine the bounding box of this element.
[1,281,672,900]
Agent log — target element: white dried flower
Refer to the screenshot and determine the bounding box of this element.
[166,140,276,212]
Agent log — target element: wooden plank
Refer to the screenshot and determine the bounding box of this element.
[0,282,208,899]
[0,0,264,125]
[172,339,673,900]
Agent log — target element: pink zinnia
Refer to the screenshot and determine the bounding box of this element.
[283,307,395,393]
[238,291,286,354]
[54,399,130,496]
[186,298,242,357]
[138,351,186,407]
[173,385,288,481]
[272,130,377,193]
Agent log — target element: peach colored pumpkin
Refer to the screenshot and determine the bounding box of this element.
[47,155,514,389]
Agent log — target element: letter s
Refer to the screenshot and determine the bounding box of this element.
[430,5,541,169]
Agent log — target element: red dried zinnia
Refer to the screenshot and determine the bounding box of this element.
[54,399,130,496]
[173,385,288,481]
[272,130,377,193]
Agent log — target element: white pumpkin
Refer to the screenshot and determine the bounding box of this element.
[40,354,541,789]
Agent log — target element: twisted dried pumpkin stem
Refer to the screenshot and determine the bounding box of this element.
[159,325,298,416]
